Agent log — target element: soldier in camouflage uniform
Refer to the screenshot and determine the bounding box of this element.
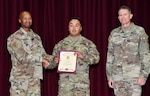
[51,17,100,96]
[7,11,57,96]
[106,6,150,96]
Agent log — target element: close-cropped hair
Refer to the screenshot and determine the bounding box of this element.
[68,17,82,25]
[19,11,31,19]
[118,5,132,13]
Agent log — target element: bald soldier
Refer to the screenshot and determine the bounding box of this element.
[106,6,150,96]
[7,11,57,96]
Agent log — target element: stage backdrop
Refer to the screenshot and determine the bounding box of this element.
[0,0,150,96]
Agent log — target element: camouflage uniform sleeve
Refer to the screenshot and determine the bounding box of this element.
[45,54,58,69]
[52,44,60,56]
[106,34,114,81]
[46,44,60,69]
[35,35,57,69]
[82,42,100,65]
[139,29,150,80]
[7,36,44,64]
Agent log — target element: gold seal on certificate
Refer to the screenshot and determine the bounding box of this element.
[57,50,77,73]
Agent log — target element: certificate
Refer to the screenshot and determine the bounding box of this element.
[57,50,77,73]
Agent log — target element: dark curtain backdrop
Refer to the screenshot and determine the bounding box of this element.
[0,0,150,96]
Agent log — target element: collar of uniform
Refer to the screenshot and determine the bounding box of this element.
[68,35,81,42]
[120,22,135,33]
[20,27,33,35]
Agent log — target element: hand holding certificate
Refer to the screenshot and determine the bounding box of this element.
[57,50,77,73]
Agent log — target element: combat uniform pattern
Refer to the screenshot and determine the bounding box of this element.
[106,23,150,96]
[7,28,56,96]
[52,35,100,96]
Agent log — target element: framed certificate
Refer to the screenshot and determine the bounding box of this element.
[57,50,77,73]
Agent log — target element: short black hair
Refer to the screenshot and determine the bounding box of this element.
[118,5,132,13]
[68,17,82,25]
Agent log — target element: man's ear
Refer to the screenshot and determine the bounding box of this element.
[18,19,21,23]
[80,26,82,32]
[130,14,133,19]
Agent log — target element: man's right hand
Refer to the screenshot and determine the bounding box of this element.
[42,58,50,68]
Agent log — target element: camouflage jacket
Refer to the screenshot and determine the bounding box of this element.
[52,35,100,95]
[106,23,150,81]
[7,28,55,81]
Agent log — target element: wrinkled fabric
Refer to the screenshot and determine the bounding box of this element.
[106,23,150,96]
[7,27,56,96]
[53,35,100,96]
[113,78,141,96]
[10,78,41,96]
